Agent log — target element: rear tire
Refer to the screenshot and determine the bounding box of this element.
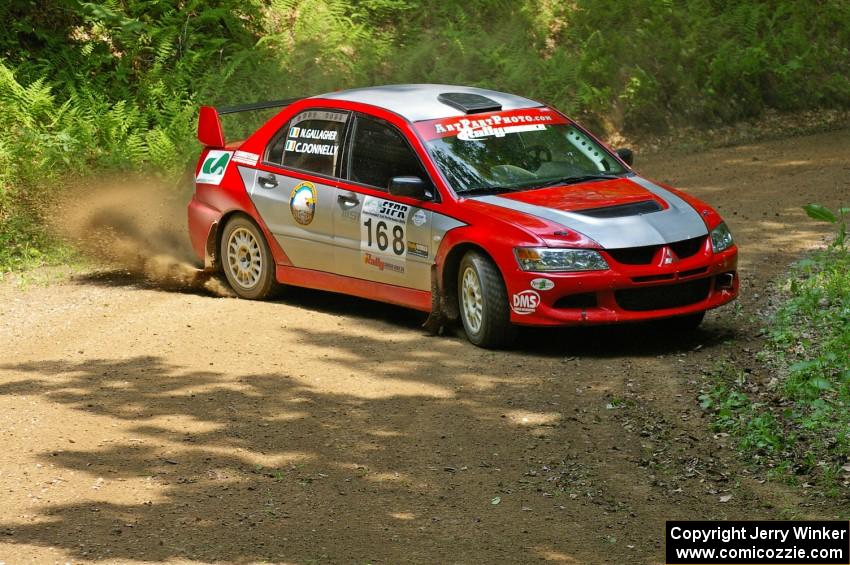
[220,216,277,300]
[458,251,516,348]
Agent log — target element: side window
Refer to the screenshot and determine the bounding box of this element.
[266,109,349,177]
[347,115,429,190]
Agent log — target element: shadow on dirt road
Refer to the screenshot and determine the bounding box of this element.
[1,129,849,564]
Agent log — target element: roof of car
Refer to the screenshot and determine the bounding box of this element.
[312,84,543,122]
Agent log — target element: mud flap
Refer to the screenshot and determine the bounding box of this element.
[422,265,447,336]
[204,221,219,270]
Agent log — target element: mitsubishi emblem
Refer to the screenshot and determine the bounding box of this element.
[661,246,679,265]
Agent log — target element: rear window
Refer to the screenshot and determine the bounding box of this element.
[266,109,349,177]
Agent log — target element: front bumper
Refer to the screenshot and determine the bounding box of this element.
[505,242,739,326]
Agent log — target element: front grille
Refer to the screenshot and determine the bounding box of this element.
[576,200,662,218]
[669,236,707,259]
[632,273,675,283]
[615,278,711,311]
[607,245,658,265]
[606,235,708,265]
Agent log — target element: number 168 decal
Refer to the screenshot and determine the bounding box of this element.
[361,196,409,258]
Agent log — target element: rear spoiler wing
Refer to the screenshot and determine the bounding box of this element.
[197,97,301,147]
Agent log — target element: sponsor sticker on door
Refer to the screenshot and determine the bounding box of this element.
[290,181,317,226]
[196,150,232,185]
[512,290,540,315]
[406,241,429,258]
[360,196,409,259]
[412,209,427,227]
[232,150,259,166]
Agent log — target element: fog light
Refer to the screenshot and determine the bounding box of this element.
[716,272,735,290]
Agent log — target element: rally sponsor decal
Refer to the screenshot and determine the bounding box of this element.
[196,150,232,185]
[406,241,429,258]
[436,113,553,136]
[457,123,547,141]
[363,252,405,274]
[511,290,540,315]
[289,182,317,226]
[412,209,427,227]
[360,196,409,259]
[530,278,555,291]
[415,108,567,141]
[232,150,259,166]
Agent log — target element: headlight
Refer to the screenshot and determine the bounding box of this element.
[514,247,609,272]
[710,222,734,253]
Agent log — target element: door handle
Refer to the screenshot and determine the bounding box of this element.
[337,194,360,207]
[257,174,278,189]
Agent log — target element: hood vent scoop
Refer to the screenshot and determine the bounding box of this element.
[437,92,502,114]
[575,200,662,218]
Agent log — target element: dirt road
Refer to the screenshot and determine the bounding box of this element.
[2,129,849,564]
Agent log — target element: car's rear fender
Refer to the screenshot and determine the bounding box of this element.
[190,153,292,270]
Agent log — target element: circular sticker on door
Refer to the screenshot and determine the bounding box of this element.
[290,181,317,225]
[412,209,427,227]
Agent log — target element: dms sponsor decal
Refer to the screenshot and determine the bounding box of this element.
[406,241,429,258]
[511,290,540,315]
[232,150,259,166]
[196,150,232,185]
[289,182,317,226]
[530,278,555,291]
[363,252,405,274]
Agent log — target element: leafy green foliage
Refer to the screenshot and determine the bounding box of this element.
[702,214,850,490]
[803,204,839,224]
[1,0,850,270]
[803,204,849,248]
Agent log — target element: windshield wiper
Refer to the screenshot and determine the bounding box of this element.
[460,185,522,195]
[462,173,623,195]
[535,173,621,189]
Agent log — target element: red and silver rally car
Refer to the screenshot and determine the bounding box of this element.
[188,84,738,347]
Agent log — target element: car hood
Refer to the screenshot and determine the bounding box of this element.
[470,176,709,249]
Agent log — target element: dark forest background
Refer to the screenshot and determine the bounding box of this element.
[1,0,849,268]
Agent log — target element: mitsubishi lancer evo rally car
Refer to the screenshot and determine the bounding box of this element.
[188,84,738,348]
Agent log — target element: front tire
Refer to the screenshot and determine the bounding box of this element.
[220,216,277,299]
[458,251,516,348]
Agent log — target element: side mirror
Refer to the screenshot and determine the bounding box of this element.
[616,148,634,166]
[388,176,432,200]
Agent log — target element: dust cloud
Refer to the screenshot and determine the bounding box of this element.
[51,175,232,297]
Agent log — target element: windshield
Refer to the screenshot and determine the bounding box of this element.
[415,108,628,194]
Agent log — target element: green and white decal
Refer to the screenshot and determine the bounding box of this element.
[196,150,233,185]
